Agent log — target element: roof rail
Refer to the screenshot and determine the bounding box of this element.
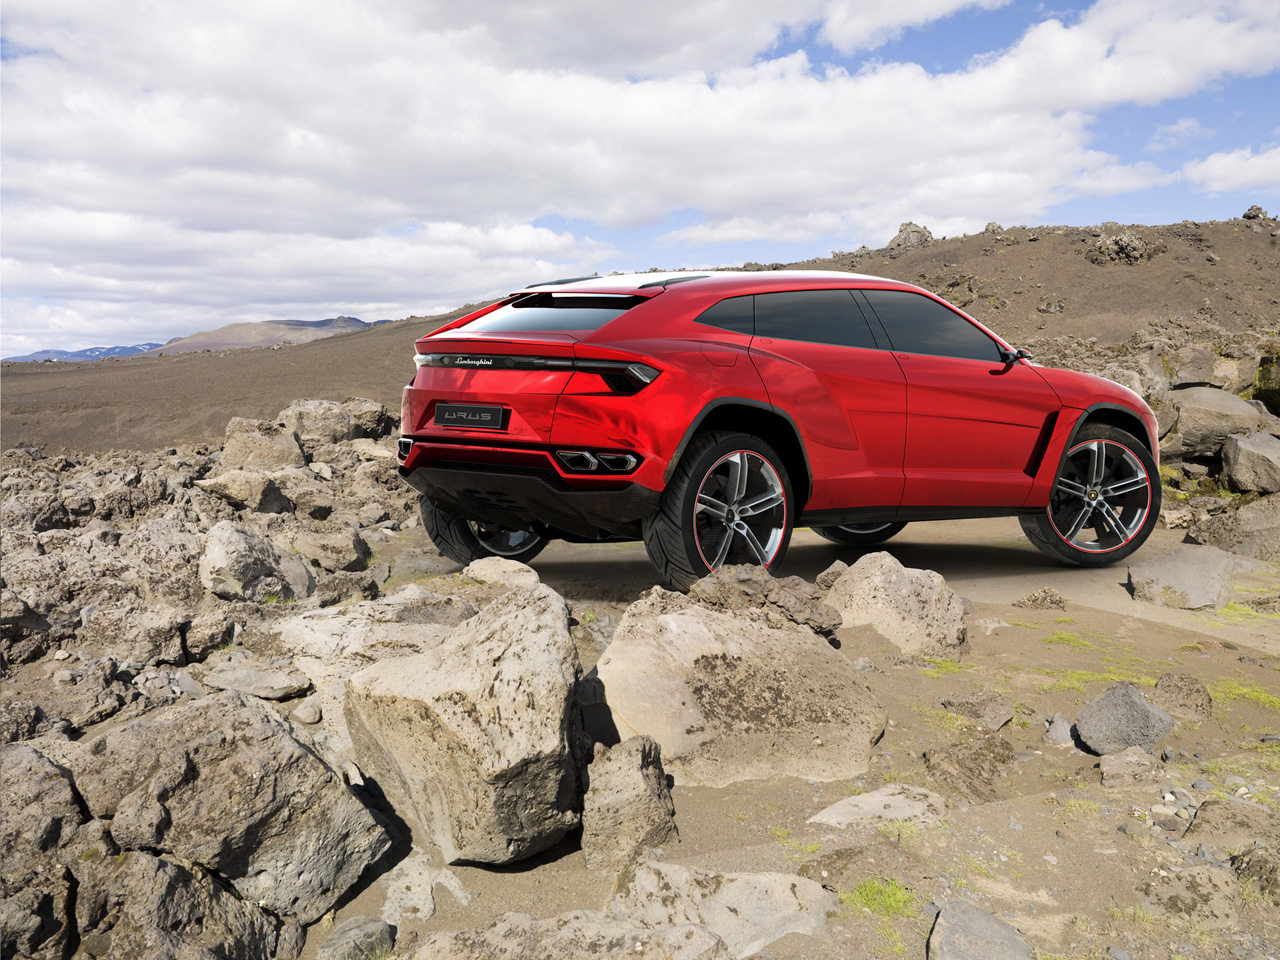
[637,274,711,289]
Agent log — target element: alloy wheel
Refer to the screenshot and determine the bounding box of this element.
[468,522,543,558]
[1047,439,1151,553]
[692,450,788,568]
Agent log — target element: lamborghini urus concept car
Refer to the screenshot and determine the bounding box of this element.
[398,271,1160,589]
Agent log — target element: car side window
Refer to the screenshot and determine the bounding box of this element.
[753,290,879,350]
[860,289,1001,362]
[694,295,755,335]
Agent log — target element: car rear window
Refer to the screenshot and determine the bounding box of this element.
[463,293,646,332]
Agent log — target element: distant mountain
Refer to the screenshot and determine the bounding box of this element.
[4,316,373,363]
[138,317,369,355]
[3,343,163,363]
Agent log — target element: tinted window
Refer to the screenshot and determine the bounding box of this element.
[860,290,1000,362]
[755,289,879,350]
[695,295,754,335]
[464,293,645,332]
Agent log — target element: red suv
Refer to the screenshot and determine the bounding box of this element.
[398,271,1160,589]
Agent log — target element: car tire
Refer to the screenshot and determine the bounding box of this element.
[812,521,907,546]
[643,431,794,591]
[1019,423,1160,566]
[419,495,547,566]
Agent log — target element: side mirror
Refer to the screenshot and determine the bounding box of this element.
[999,347,1033,364]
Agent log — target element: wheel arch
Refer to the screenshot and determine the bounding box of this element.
[663,398,814,507]
[1046,402,1157,498]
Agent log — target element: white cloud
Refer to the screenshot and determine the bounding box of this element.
[1146,117,1214,152]
[1182,144,1280,194]
[820,0,1015,53]
[2,0,1280,353]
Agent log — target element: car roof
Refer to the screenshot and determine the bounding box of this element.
[516,269,920,298]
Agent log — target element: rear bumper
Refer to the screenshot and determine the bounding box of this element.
[398,441,661,539]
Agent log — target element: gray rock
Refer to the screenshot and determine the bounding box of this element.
[277,585,477,764]
[940,691,1014,731]
[1012,587,1067,610]
[1188,493,1280,561]
[927,900,1031,960]
[293,694,322,725]
[582,737,677,883]
[78,603,191,666]
[290,527,371,573]
[390,546,453,580]
[689,564,841,637]
[350,438,395,460]
[596,587,886,787]
[1152,673,1213,719]
[924,733,1015,802]
[198,519,315,601]
[1075,683,1173,755]
[1043,714,1074,746]
[461,556,540,588]
[344,583,583,864]
[826,551,966,656]
[611,859,836,958]
[194,469,293,513]
[1127,544,1258,610]
[62,691,389,922]
[202,659,312,700]
[220,417,306,471]
[279,399,356,446]
[815,559,848,590]
[1099,746,1166,787]
[75,850,292,960]
[312,570,380,607]
[343,397,395,439]
[413,911,729,959]
[889,221,934,250]
[317,917,394,960]
[1224,432,1280,493]
[1163,387,1264,458]
[808,784,947,828]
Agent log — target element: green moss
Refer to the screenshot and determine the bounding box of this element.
[1041,631,1094,649]
[839,877,918,918]
[1209,679,1280,712]
[919,657,963,678]
[1052,616,1076,624]
[1036,667,1157,692]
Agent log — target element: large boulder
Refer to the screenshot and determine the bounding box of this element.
[595,587,885,787]
[927,900,1032,960]
[343,397,395,439]
[276,585,478,764]
[198,519,315,601]
[1074,682,1172,756]
[220,417,306,471]
[279,399,355,447]
[194,469,293,513]
[60,691,390,923]
[1224,432,1280,493]
[1162,386,1264,458]
[1127,544,1258,610]
[825,551,966,656]
[344,583,584,864]
[582,737,677,882]
[1188,493,1280,561]
[610,859,837,958]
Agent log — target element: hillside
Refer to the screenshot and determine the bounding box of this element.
[2,213,1277,455]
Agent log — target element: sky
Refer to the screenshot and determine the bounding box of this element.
[2,0,1279,357]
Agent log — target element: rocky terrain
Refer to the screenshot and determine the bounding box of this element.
[3,208,1280,960]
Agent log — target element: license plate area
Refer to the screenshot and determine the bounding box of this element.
[433,402,508,431]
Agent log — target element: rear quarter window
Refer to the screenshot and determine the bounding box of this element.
[463,293,646,332]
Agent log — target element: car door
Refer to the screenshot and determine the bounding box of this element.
[858,288,1061,509]
[739,289,908,513]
